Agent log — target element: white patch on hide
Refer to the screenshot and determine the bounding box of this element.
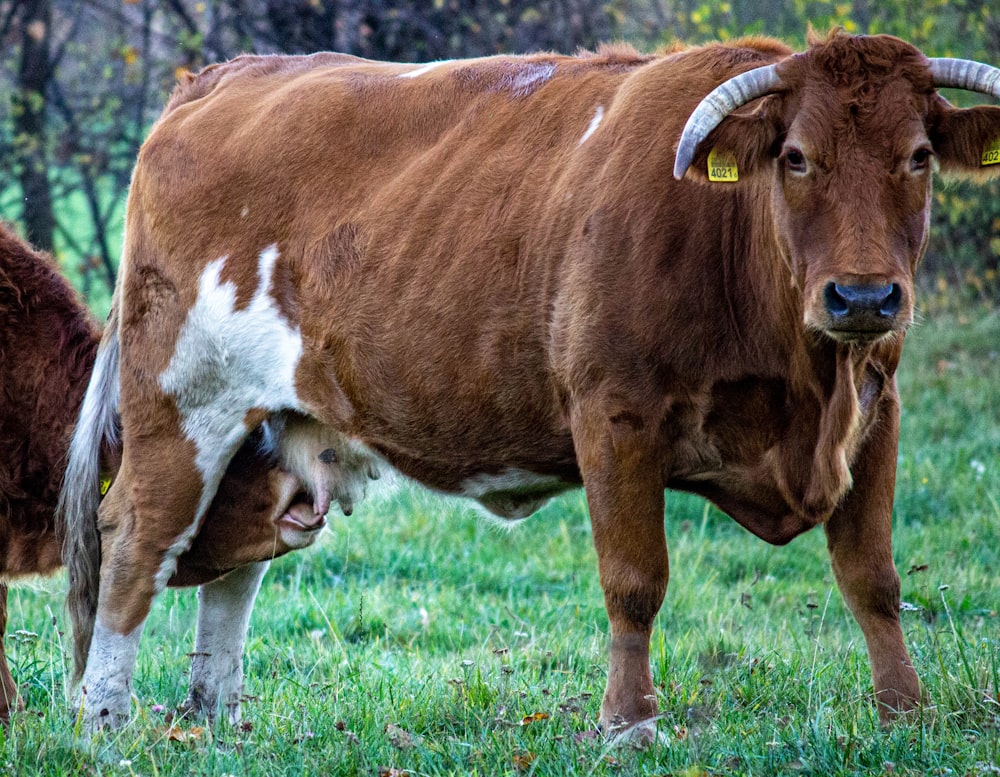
[399,60,452,79]
[579,105,604,144]
[460,469,564,499]
[506,63,555,97]
[460,468,568,520]
[156,245,304,588]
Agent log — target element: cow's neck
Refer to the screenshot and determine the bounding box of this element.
[700,188,887,534]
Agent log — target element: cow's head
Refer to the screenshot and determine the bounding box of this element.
[674,30,1000,343]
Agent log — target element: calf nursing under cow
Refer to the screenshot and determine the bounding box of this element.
[59,29,1000,740]
[0,224,341,721]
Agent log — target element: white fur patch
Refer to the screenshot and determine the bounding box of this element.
[460,469,564,499]
[460,468,567,519]
[579,105,604,145]
[156,245,304,588]
[506,63,555,97]
[80,620,144,727]
[399,60,451,79]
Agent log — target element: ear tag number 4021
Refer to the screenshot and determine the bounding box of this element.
[982,138,1000,166]
[708,148,739,182]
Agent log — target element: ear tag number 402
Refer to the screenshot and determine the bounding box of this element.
[983,138,1000,167]
[708,148,739,182]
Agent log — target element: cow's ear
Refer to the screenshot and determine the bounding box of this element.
[682,97,783,184]
[930,97,1000,181]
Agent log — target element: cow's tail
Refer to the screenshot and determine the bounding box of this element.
[58,301,121,683]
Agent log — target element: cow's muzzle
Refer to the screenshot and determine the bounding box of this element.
[822,281,903,340]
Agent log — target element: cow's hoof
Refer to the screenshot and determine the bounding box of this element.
[77,704,130,735]
[178,691,242,726]
[74,687,132,735]
[601,716,665,748]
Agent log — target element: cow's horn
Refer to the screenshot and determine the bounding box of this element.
[929,58,1000,98]
[673,63,783,180]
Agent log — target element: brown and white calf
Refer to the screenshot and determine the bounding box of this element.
[60,30,1000,738]
[0,223,335,722]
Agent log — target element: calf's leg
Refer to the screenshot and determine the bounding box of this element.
[824,393,920,721]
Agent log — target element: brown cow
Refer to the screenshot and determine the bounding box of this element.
[0,223,332,722]
[60,30,1000,739]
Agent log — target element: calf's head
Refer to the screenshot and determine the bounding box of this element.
[675,30,1000,343]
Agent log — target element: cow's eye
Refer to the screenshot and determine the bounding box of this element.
[910,147,933,172]
[784,147,808,174]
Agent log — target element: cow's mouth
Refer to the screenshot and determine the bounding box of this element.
[824,326,897,344]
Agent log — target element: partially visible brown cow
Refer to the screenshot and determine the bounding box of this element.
[0,224,330,722]
[61,30,1000,739]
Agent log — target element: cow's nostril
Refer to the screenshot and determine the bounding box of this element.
[880,283,902,317]
[823,282,850,317]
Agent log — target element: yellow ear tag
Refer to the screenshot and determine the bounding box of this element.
[99,476,112,496]
[708,147,739,182]
[982,138,1000,166]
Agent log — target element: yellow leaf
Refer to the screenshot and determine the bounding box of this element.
[164,724,204,742]
[520,711,550,726]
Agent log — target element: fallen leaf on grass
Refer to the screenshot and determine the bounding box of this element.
[379,769,410,777]
[512,751,535,771]
[164,724,205,743]
[520,711,550,726]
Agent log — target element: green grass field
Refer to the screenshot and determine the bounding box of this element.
[3,309,999,776]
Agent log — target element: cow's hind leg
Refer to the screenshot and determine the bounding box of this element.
[180,560,269,724]
[824,394,920,722]
[82,424,247,730]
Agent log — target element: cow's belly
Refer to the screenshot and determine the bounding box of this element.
[353,422,581,508]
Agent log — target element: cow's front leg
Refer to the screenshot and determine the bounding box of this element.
[573,403,668,743]
[824,390,920,722]
[180,560,269,724]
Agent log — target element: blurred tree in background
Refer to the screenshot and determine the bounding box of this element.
[0,0,997,315]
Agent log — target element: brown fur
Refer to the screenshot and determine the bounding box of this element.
[64,32,1000,735]
[0,224,319,720]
